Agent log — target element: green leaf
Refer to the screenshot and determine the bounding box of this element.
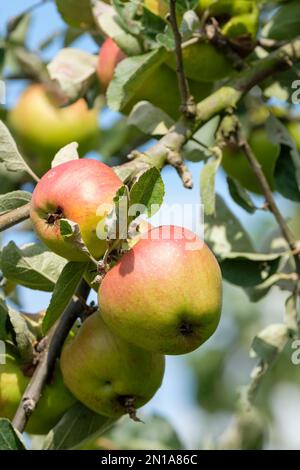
[0,120,38,181]
[0,190,31,215]
[107,48,166,112]
[266,115,300,198]
[95,7,141,55]
[102,414,184,450]
[183,116,220,162]
[47,48,97,102]
[1,242,67,292]
[251,324,290,363]
[55,0,95,29]
[220,252,283,287]
[264,0,300,41]
[285,293,299,333]
[0,297,9,340]
[42,402,114,450]
[60,219,93,259]
[51,142,79,168]
[205,195,254,257]
[7,13,31,44]
[2,301,35,363]
[42,261,87,333]
[129,167,165,218]
[226,176,256,214]
[128,101,174,136]
[275,145,300,202]
[200,151,222,216]
[0,419,26,450]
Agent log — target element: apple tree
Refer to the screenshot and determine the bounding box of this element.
[0,0,300,450]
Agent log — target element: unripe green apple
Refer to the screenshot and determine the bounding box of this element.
[60,313,165,418]
[166,42,233,83]
[143,0,169,19]
[198,0,257,17]
[123,63,213,118]
[0,344,76,435]
[222,127,280,194]
[100,225,222,355]
[8,85,99,176]
[30,158,122,261]
[98,38,212,118]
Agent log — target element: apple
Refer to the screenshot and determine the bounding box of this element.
[222,127,280,194]
[198,0,257,17]
[143,0,169,19]
[8,85,99,176]
[0,344,76,435]
[97,38,127,91]
[166,42,233,83]
[30,158,122,261]
[99,225,222,355]
[60,313,165,418]
[97,38,212,118]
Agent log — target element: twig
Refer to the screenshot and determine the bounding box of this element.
[167,0,194,116]
[0,203,31,232]
[12,279,90,433]
[239,136,300,275]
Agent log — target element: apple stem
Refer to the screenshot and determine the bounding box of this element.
[123,397,144,424]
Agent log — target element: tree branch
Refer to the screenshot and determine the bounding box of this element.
[0,203,31,232]
[167,0,193,116]
[239,137,300,275]
[12,279,90,433]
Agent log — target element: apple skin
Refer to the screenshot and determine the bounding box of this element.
[8,85,99,176]
[100,225,222,355]
[123,63,213,118]
[222,128,280,194]
[198,0,256,16]
[60,313,165,418]
[166,42,233,83]
[97,38,127,91]
[98,38,212,118]
[0,345,76,435]
[30,159,122,261]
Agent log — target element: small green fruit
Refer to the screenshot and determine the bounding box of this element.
[0,344,76,435]
[60,314,165,418]
[8,85,99,176]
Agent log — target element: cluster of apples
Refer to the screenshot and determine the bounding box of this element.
[27,158,222,421]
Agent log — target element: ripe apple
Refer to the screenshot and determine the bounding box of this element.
[30,158,122,261]
[222,127,280,194]
[8,85,99,175]
[60,313,165,418]
[97,38,212,118]
[100,225,222,355]
[0,344,76,435]
[97,38,127,91]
